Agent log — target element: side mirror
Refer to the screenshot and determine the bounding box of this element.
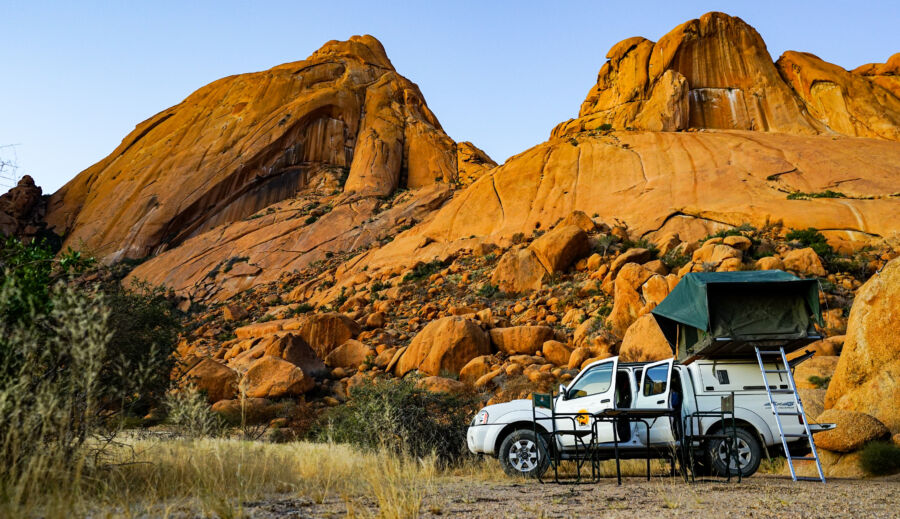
[559,384,568,400]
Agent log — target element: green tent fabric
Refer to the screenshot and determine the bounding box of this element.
[651,270,824,360]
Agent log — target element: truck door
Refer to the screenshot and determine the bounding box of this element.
[555,357,618,447]
[634,358,675,445]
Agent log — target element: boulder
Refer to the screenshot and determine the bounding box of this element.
[755,256,784,271]
[798,388,826,421]
[826,257,900,433]
[782,247,826,277]
[254,333,327,378]
[723,235,752,251]
[459,355,494,385]
[793,356,839,390]
[373,346,399,369]
[559,210,597,233]
[394,316,491,376]
[606,263,655,336]
[183,358,239,403]
[691,243,742,266]
[618,314,672,362]
[211,397,275,424]
[223,304,248,321]
[568,347,591,370]
[813,409,890,452]
[291,312,362,358]
[489,326,555,355]
[417,376,466,394]
[243,357,315,398]
[529,225,590,273]
[325,339,374,368]
[365,311,386,329]
[607,248,653,280]
[542,340,573,366]
[490,248,547,293]
[654,233,681,256]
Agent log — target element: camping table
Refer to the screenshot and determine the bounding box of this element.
[592,407,676,485]
[533,411,600,484]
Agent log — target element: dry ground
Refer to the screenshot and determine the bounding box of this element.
[243,474,900,519]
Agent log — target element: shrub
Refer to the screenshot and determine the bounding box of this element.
[858,441,900,476]
[807,375,831,389]
[598,123,613,131]
[786,190,846,200]
[314,377,479,464]
[786,227,834,259]
[477,283,501,298]
[164,386,226,438]
[402,259,445,282]
[661,250,690,270]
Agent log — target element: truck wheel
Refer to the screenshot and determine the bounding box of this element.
[498,429,550,478]
[709,428,761,477]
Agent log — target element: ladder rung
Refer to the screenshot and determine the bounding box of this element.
[788,456,818,461]
[769,390,795,394]
[795,476,825,482]
[774,412,803,416]
[756,350,785,355]
[783,433,809,438]
[764,369,789,374]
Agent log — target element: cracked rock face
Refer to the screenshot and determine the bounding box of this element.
[45,35,460,263]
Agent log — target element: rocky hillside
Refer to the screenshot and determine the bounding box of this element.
[3,12,900,471]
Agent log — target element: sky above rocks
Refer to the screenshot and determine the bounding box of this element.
[1,0,898,192]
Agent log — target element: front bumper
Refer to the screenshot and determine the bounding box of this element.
[466,424,505,456]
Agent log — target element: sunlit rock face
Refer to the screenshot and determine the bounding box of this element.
[46,35,458,262]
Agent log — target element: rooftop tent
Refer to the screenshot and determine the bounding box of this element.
[651,271,824,362]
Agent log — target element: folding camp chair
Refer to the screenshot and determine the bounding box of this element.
[532,392,598,483]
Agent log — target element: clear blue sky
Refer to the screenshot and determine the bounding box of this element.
[1,1,898,192]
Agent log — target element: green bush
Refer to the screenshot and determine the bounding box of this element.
[786,227,834,259]
[164,386,226,438]
[402,259,445,282]
[661,250,690,270]
[477,283,501,298]
[786,190,846,200]
[858,441,900,476]
[314,377,479,464]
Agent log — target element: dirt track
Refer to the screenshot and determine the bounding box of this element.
[242,474,900,519]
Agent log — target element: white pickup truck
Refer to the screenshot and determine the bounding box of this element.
[467,356,834,478]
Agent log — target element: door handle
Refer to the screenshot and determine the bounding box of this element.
[601,399,610,404]
[656,400,665,404]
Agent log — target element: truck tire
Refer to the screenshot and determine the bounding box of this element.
[498,429,550,478]
[709,427,762,478]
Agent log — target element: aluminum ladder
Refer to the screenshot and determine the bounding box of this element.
[754,346,826,482]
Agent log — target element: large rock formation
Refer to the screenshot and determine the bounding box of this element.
[46,35,460,264]
[825,256,900,434]
[0,176,48,240]
[853,53,900,99]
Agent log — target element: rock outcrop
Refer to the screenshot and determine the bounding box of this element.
[394,316,491,377]
[826,257,900,433]
[0,176,48,240]
[852,53,900,100]
[46,35,460,268]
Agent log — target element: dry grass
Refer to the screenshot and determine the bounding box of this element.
[1,438,440,519]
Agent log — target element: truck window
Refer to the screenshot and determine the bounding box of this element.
[568,363,613,399]
[642,364,669,396]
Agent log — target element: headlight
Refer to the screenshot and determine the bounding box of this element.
[475,410,489,425]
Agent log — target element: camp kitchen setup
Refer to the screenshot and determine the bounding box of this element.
[466,271,835,484]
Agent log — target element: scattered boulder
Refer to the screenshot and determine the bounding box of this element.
[417,376,466,393]
[489,326,555,355]
[243,357,315,398]
[794,356,839,389]
[606,263,655,336]
[459,355,494,385]
[365,311,386,329]
[691,243,742,265]
[542,340,573,366]
[813,409,890,452]
[826,257,900,434]
[210,397,276,424]
[529,225,590,273]
[394,316,491,376]
[183,358,238,403]
[619,314,672,362]
[325,339,373,368]
[559,210,597,233]
[782,247,826,277]
[755,256,784,271]
[490,248,547,293]
[723,235,752,251]
[607,248,652,281]
[292,312,362,358]
[223,304,248,321]
[568,347,591,370]
[255,333,327,378]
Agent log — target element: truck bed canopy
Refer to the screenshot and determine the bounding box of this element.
[651,271,824,361]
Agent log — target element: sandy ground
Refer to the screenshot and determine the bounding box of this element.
[241,474,900,519]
